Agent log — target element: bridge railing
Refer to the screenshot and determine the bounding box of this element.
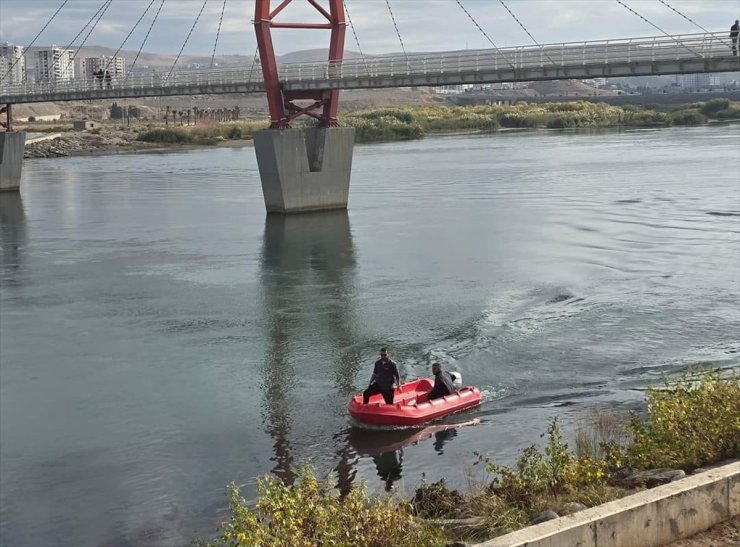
[1,31,737,100]
[279,31,736,83]
[0,66,264,98]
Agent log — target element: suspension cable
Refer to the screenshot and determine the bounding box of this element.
[247,46,259,82]
[454,0,516,70]
[655,0,713,36]
[344,0,370,76]
[129,0,167,75]
[384,0,408,63]
[55,0,110,80]
[103,0,158,77]
[615,0,701,57]
[63,0,114,77]
[211,0,228,68]
[498,0,556,65]
[1,0,70,83]
[61,0,109,58]
[167,0,209,79]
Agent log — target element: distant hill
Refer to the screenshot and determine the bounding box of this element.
[25,45,367,73]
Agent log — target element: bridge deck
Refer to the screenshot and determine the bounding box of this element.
[2,32,738,104]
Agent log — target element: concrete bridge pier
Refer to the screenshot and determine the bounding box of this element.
[0,132,26,192]
[253,127,355,214]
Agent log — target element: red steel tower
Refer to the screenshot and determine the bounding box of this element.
[254,0,346,128]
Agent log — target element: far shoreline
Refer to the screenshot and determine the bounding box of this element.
[21,98,740,160]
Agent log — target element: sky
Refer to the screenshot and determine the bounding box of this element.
[1,0,739,57]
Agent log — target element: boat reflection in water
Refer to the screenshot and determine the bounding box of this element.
[347,419,480,491]
[259,210,360,485]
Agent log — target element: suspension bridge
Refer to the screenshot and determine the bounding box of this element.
[1,0,739,211]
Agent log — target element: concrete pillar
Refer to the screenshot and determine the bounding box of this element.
[253,126,355,213]
[0,132,26,192]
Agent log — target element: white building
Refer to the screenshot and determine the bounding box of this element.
[35,47,75,82]
[0,42,25,84]
[80,56,126,79]
[676,73,710,89]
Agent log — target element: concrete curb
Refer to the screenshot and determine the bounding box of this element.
[473,461,739,547]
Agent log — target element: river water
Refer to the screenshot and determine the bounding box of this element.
[1,125,738,547]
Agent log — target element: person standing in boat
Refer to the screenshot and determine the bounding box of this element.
[363,348,400,404]
[428,362,457,400]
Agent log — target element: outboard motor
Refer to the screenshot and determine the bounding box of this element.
[451,372,463,388]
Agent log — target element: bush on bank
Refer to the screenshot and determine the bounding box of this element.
[137,121,269,145]
[341,99,740,142]
[134,100,739,146]
[200,467,446,547]
[203,370,739,545]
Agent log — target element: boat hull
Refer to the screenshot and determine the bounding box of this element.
[347,378,482,427]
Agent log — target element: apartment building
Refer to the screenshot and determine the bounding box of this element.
[0,42,25,84]
[35,47,75,82]
[80,56,126,79]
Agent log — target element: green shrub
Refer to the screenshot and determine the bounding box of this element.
[484,419,598,510]
[625,369,740,470]
[700,98,730,116]
[669,109,707,125]
[411,479,467,518]
[27,116,36,122]
[227,125,243,139]
[137,128,193,144]
[202,467,445,547]
[621,109,672,126]
[715,106,740,120]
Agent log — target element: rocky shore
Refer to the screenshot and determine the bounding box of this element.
[24,129,163,159]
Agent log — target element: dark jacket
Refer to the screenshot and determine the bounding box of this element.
[731,22,740,38]
[371,358,400,389]
[428,371,456,400]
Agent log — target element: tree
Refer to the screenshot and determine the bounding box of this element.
[110,102,124,119]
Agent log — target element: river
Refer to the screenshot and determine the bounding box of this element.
[1,125,738,546]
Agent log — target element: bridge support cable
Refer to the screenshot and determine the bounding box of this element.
[211,0,228,67]
[453,0,517,70]
[384,0,409,69]
[654,0,728,49]
[167,0,210,79]
[128,0,167,75]
[343,1,371,77]
[0,0,70,84]
[614,0,702,58]
[498,0,556,66]
[254,0,347,128]
[656,0,712,35]
[59,0,113,76]
[62,0,114,78]
[102,0,158,78]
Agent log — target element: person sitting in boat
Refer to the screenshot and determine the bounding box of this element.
[363,348,400,404]
[428,362,457,400]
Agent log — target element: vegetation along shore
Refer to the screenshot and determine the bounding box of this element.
[22,98,740,158]
[196,369,739,547]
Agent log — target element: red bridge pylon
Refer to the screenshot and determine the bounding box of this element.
[254,0,346,129]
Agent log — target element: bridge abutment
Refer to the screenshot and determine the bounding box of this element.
[253,127,355,214]
[0,132,25,192]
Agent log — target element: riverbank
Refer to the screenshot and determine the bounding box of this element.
[20,98,740,159]
[202,370,739,546]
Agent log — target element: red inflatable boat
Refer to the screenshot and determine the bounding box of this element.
[348,378,482,427]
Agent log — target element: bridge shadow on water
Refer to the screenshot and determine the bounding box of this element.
[259,210,362,486]
[0,192,27,285]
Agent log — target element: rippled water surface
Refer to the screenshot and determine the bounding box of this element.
[1,125,739,546]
